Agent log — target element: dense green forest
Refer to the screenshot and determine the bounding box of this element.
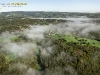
[0,12,100,75]
[0,18,66,33]
[1,11,100,18]
[0,33,100,75]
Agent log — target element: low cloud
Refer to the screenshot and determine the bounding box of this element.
[0,18,100,75]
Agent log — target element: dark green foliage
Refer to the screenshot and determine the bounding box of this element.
[40,37,100,75]
[0,54,9,75]
[0,12,100,74]
[0,18,66,33]
[1,11,100,18]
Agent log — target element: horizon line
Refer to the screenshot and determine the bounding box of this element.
[0,11,100,13]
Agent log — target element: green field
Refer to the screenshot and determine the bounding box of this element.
[51,34,100,48]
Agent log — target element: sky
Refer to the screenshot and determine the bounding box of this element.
[0,0,100,12]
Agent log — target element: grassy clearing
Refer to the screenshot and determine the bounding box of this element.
[86,39,100,48]
[6,52,17,62]
[10,36,19,42]
[50,34,100,48]
[0,38,3,42]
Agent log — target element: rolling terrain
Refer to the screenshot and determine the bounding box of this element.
[0,12,100,75]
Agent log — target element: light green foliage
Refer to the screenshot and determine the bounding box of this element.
[51,34,100,48]
[10,36,19,42]
[6,52,17,62]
